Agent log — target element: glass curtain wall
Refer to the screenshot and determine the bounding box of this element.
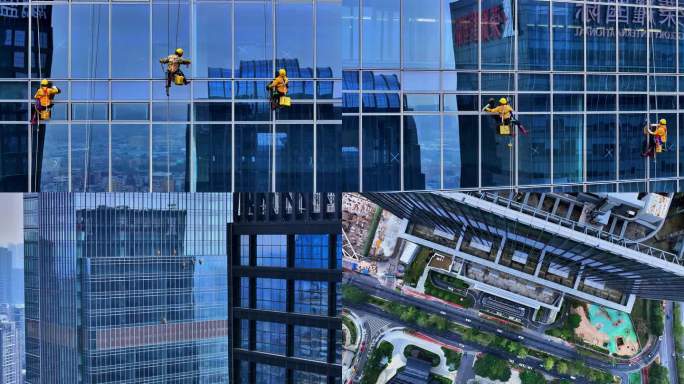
[343,0,684,192]
[0,0,341,193]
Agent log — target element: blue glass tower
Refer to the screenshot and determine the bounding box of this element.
[229,192,343,384]
[23,193,231,383]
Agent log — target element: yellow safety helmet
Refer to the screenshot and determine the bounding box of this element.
[175,48,184,56]
[499,98,508,105]
[40,79,49,86]
[660,119,667,125]
[278,68,286,76]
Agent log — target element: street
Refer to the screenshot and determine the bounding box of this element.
[347,273,660,378]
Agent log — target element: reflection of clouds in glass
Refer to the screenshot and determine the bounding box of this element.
[0,194,22,245]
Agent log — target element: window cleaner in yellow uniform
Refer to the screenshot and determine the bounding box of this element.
[160,48,191,96]
[33,79,60,122]
[267,68,290,110]
[642,119,668,157]
[483,98,528,136]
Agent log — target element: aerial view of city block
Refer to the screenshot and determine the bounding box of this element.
[341,192,684,384]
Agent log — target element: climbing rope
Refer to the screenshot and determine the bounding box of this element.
[84,4,102,192]
[33,6,42,191]
[648,15,659,186]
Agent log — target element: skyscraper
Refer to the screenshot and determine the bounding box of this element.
[229,192,342,384]
[0,248,11,304]
[24,193,231,383]
[362,192,684,319]
[0,319,21,384]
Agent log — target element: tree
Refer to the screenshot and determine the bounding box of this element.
[543,357,555,371]
[474,354,511,382]
[520,369,546,384]
[416,312,430,328]
[567,313,582,329]
[400,306,417,323]
[341,284,369,305]
[517,347,529,359]
[556,361,568,375]
[648,363,669,384]
[651,301,665,337]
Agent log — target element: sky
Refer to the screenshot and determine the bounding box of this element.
[0,194,23,246]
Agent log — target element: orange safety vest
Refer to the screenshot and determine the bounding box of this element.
[486,104,513,120]
[34,86,60,107]
[269,75,289,94]
[656,124,667,143]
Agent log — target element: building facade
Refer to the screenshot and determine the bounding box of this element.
[229,192,342,384]
[0,319,21,384]
[23,193,231,383]
[363,192,684,317]
[1,1,342,193]
[343,0,684,192]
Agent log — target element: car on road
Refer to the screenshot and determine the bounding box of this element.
[496,329,503,333]
[517,335,524,340]
[659,335,663,341]
[465,318,471,323]
[440,311,446,315]
[360,343,366,353]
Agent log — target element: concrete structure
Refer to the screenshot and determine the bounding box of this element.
[0,319,21,384]
[363,192,684,319]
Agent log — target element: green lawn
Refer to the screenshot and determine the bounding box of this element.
[362,207,383,257]
[404,344,441,367]
[424,271,474,308]
[442,347,462,371]
[343,316,358,345]
[628,371,642,384]
[403,247,432,287]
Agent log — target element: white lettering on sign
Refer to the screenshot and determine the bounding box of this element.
[0,4,47,20]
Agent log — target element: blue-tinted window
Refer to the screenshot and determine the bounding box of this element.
[256,278,286,311]
[0,124,28,192]
[342,0,360,68]
[195,124,231,192]
[195,3,232,78]
[293,371,328,384]
[71,4,109,78]
[294,326,328,362]
[404,115,441,190]
[317,122,358,192]
[240,277,250,308]
[240,236,250,266]
[235,124,272,192]
[650,8,676,73]
[403,0,440,69]
[619,6,647,72]
[295,235,329,269]
[444,0,478,70]
[481,116,514,188]
[235,2,273,78]
[362,0,400,68]
[294,280,328,315]
[277,1,313,76]
[318,0,342,77]
[362,116,400,191]
[276,125,314,191]
[111,124,148,192]
[256,321,287,355]
[619,114,647,180]
[481,0,514,70]
[71,124,108,192]
[443,115,478,189]
[553,2,583,71]
[518,0,550,71]
[586,5,616,72]
[587,114,616,182]
[255,364,286,384]
[256,235,287,267]
[518,115,550,185]
[648,113,676,178]
[114,4,150,79]
[39,124,68,192]
[152,125,187,192]
[553,115,583,184]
